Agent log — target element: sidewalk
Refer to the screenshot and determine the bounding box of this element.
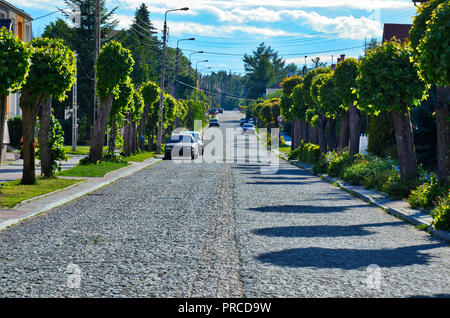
[0,154,85,184]
[272,148,450,242]
[0,156,162,232]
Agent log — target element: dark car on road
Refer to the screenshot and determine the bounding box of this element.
[209,118,220,127]
[240,118,247,126]
[218,108,224,114]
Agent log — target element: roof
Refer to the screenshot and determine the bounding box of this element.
[382,23,412,43]
[0,0,33,20]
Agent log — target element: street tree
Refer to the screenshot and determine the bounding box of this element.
[310,73,331,154]
[280,76,302,149]
[357,40,429,181]
[0,28,31,164]
[411,0,449,185]
[139,81,159,151]
[317,72,341,151]
[334,58,361,154]
[89,41,134,163]
[108,76,133,155]
[302,67,331,145]
[19,37,76,184]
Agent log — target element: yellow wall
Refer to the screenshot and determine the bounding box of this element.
[16,14,23,40]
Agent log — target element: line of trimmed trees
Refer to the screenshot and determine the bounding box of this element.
[280,0,449,186]
[0,27,197,185]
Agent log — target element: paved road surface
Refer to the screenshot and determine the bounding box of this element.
[0,111,448,297]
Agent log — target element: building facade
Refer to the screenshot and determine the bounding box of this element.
[0,0,33,119]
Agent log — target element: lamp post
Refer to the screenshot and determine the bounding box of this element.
[195,60,208,100]
[175,37,195,99]
[189,51,204,76]
[156,7,189,154]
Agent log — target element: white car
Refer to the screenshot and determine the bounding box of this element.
[185,131,204,156]
[164,134,199,160]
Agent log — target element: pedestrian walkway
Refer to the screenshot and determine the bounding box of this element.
[0,156,161,232]
[0,155,85,184]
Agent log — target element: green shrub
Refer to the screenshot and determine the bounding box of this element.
[431,191,450,231]
[341,155,396,190]
[381,170,417,199]
[407,175,448,210]
[288,141,320,164]
[367,112,396,158]
[7,116,22,149]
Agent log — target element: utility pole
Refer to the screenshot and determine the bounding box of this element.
[157,7,189,154]
[72,51,78,151]
[93,0,101,134]
[156,18,168,154]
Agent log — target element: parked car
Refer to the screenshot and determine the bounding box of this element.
[218,108,224,114]
[208,108,217,115]
[239,118,247,126]
[185,131,204,156]
[242,123,255,134]
[164,134,199,160]
[248,118,254,124]
[209,118,220,127]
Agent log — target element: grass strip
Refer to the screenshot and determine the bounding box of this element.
[126,151,156,162]
[57,161,130,178]
[0,178,82,208]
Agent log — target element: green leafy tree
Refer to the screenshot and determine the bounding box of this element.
[411,0,449,185]
[36,114,68,175]
[0,28,31,164]
[301,67,331,145]
[89,41,134,163]
[108,76,134,155]
[243,43,286,99]
[357,40,429,181]
[138,81,159,150]
[280,76,303,149]
[318,72,341,151]
[19,37,76,184]
[334,58,361,154]
[310,73,330,154]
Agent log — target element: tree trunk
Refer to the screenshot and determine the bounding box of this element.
[123,121,131,157]
[291,120,295,151]
[138,103,150,151]
[89,95,114,163]
[392,110,417,181]
[348,105,360,156]
[327,117,336,151]
[436,86,450,186]
[308,125,317,144]
[302,121,308,143]
[20,90,43,185]
[318,115,327,155]
[38,97,52,178]
[339,111,350,150]
[292,119,302,149]
[0,95,6,164]
[131,122,137,154]
[108,120,117,155]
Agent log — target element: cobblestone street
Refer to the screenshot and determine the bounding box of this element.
[0,112,448,297]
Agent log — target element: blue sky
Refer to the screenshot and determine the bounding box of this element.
[11,0,418,75]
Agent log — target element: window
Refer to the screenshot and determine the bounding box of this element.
[0,8,7,19]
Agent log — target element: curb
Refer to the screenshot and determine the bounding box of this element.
[0,157,162,233]
[278,153,450,242]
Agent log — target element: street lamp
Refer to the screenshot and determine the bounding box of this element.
[156,6,189,154]
[189,51,204,76]
[175,37,195,99]
[195,60,208,100]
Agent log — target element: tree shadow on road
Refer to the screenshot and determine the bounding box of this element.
[255,243,446,269]
[252,222,403,238]
[247,204,369,214]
